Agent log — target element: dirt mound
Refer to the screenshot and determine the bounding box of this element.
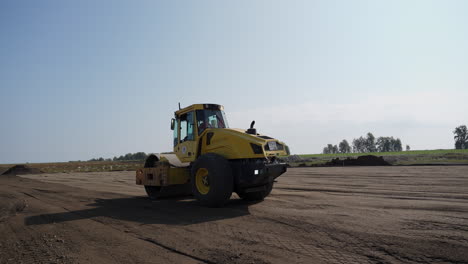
[1,165,43,175]
[326,155,390,166]
[0,168,8,175]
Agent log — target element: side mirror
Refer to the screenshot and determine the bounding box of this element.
[170,118,175,130]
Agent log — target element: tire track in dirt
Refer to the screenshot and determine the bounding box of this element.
[138,237,217,264]
[21,186,269,264]
[1,213,73,264]
[188,201,371,264]
[27,193,210,264]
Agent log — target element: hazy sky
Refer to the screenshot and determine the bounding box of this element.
[1,0,467,163]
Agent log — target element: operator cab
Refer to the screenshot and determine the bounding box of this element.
[171,104,229,162]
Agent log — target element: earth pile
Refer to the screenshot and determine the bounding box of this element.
[1,165,43,175]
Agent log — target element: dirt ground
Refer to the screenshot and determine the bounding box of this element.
[1,166,468,264]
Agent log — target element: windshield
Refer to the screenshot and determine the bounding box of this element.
[196,110,229,135]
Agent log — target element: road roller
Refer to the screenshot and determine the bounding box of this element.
[136,103,289,207]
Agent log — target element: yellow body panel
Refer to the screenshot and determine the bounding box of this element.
[136,162,190,186]
[199,128,265,159]
[174,127,289,161]
[176,140,197,163]
[167,167,190,185]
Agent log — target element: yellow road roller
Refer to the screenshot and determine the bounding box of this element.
[136,103,289,207]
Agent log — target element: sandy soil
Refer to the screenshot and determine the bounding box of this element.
[1,166,468,264]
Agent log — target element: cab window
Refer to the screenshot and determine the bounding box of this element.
[179,112,195,142]
[196,109,228,135]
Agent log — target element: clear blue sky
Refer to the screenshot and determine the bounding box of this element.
[1,0,467,163]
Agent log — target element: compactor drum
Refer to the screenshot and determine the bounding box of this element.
[136,104,289,207]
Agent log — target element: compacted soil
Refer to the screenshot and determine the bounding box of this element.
[1,166,468,264]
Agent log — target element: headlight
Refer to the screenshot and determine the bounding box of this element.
[267,141,278,151]
[264,141,284,151]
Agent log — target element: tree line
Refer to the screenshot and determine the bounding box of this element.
[83,124,468,162]
[88,152,148,162]
[323,133,409,154]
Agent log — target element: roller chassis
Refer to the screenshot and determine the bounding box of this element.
[137,157,287,192]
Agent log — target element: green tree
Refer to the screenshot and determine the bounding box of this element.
[323,144,337,154]
[327,144,334,154]
[352,137,366,153]
[339,139,351,153]
[376,137,390,152]
[332,145,338,154]
[394,138,402,151]
[376,137,402,152]
[453,125,468,149]
[133,152,148,160]
[365,133,377,152]
[322,147,329,154]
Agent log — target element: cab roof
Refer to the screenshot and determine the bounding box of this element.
[175,104,224,116]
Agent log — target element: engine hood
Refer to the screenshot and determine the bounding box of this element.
[198,128,289,159]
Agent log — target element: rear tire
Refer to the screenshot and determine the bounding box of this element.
[191,153,233,207]
[144,154,159,168]
[144,154,161,199]
[238,181,273,201]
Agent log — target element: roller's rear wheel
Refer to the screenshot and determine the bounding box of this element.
[143,154,162,199]
[144,154,159,168]
[191,153,233,207]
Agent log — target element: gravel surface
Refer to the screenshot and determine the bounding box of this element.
[1,166,467,264]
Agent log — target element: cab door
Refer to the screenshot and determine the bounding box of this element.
[175,111,197,162]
